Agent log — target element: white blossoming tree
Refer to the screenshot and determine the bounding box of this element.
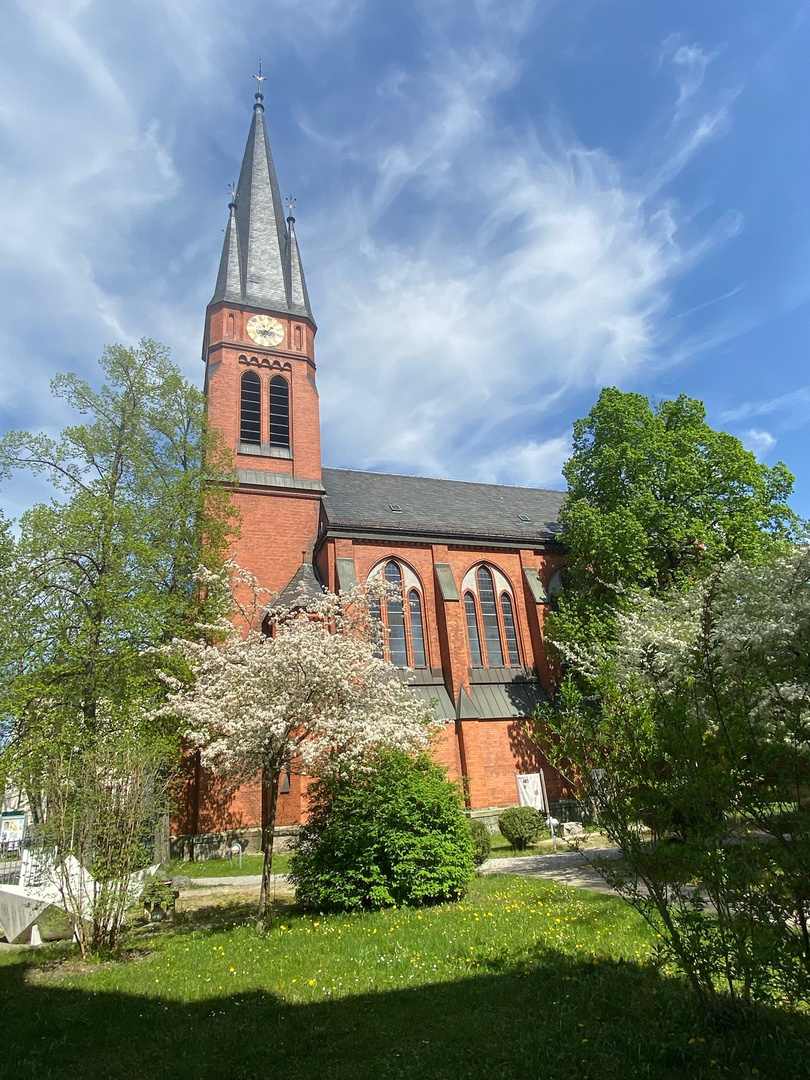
[161,571,437,931]
[543,549,810,1005]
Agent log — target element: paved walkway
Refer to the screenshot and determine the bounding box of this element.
[186,849,623,895]
[187,874,278,887]
[480,846,621,895]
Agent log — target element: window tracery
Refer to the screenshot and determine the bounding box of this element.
[368,559,428,668]
[463,563,522,668]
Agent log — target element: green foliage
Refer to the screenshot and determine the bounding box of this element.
[0,340,238,812]
[543,550,810,1006]
[289,751,475,910]
[140,877,178,910]
[497,806,543,850]
[549,387,801,654]
[468,817,491,866]
[34,727,176,956]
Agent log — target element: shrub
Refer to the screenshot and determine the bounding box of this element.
[498,806,544,850]
[468,818,491,866]
[289,751,475,911]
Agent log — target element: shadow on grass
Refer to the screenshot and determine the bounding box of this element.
[2,942,809,1080]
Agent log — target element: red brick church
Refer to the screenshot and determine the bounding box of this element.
[177,85,573,853]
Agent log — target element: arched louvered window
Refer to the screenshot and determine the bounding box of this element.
[240,371,261,444]
[465,592,483,667]
[500,593,520,666]
[477,566,504,666]
[269,375,290,447]
[369,560,428,667]
[409,590,426,667]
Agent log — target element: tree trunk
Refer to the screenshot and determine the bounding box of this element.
[256,765,280,934]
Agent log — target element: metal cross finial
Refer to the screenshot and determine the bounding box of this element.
[286,194,296,219]
[253,60,266,96]
[228,181,238,204]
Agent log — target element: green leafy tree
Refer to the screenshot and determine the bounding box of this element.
[0,340,237,824]
[550,387,801,653]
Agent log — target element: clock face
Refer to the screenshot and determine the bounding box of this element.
[246,314,284,347]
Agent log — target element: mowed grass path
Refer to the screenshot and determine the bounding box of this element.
[2,876,809,1080]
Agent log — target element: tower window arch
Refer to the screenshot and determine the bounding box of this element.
[463,564,522,668]
[240,371,261,444]
[368,559,429,668]
[269,375,290,447]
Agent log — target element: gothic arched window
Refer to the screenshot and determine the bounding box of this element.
[477,565,504,666]
[465,592,482,667]
[269,375,290,447]
[409,589,426,667]
[240,371,261,444]
[464,564,522,668]
[369,559,428,668]
[500,593,520,666]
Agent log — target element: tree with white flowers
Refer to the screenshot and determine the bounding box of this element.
[160,573,438,931]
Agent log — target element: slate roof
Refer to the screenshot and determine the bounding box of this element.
[320,468,565,544]
[268,562,325,609]
[210,92,313,322]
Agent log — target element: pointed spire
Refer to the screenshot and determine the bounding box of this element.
[287,201,313,321]
[211,189,243,305]
[209,69,315,325]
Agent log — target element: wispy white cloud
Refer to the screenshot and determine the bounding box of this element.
[722,388,810,424]
[742,428,776,458]
[313,28,739,482]
[475,435,572,487]
[661,34,719,116]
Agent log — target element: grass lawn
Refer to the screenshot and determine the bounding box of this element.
[2,876,808,1079]
[168,852,291,878]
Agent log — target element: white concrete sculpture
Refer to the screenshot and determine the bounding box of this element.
[0,848,154,945]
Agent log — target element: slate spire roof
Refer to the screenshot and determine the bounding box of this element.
[210,86,314,323]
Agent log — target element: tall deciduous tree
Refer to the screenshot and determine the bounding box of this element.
[160,576,438,932]
[0,340,237,819]
[550,388,801,653]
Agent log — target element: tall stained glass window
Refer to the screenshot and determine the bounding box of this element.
[409,589,426,667]
[384,562,408,666]
[465,592,483,666]
[477,566,504,666]
[500,593,520,666]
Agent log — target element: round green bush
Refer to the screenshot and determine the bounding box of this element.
[289,750,475,911]
[468,817,491,866]
[498,806,544,850]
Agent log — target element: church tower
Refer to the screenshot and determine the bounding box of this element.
[203,79,323,600]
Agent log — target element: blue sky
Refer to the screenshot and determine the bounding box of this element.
[1,0,809,519]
